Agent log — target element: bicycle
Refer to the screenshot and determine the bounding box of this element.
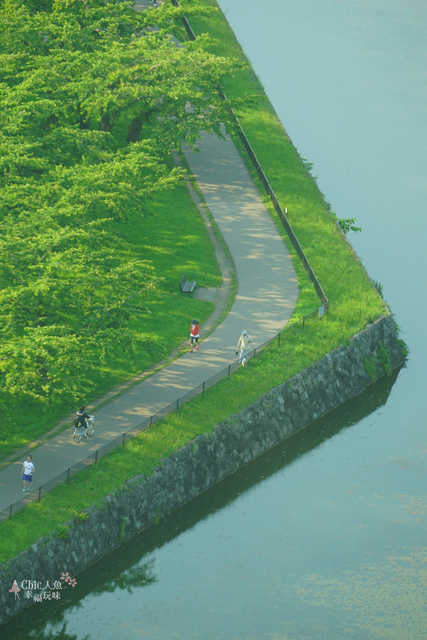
[73,415,95,443]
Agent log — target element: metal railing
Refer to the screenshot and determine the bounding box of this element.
[223,97,329,309]
[171,0,328,312]
[0,306,324,523]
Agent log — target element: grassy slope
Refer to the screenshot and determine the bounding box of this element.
[1,168,221,460]
[0,0,386,563]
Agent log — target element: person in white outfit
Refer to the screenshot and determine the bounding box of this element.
[235,329,254,366]
[22,454,35,492]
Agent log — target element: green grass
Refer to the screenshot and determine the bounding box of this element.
[0,0,389,563]
[0,170,221,460]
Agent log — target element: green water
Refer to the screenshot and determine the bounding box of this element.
[3,370,426,639]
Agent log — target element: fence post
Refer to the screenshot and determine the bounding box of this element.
[278,332,281,347]
[9,504,12,519]
[38,486,42,501]
[202,380,205,395]
[176,398,179,410]
[228,364,231,378]
[67,468,70,485]
[95,450,98,464]
[122,433,126,446]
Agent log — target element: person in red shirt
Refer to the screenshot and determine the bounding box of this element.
[190,319,200,352]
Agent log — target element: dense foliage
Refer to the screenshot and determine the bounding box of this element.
[0,0,236,435]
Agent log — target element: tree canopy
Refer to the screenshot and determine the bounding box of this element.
[0,0,238,432]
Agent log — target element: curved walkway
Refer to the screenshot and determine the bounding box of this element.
[0,128,298,513]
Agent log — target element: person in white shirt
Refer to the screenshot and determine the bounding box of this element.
[236,329,254,366]
[22,455,35,492]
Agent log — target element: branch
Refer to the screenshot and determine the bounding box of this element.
[121,288,147,305]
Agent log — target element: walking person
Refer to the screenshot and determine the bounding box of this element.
[22,454,35,492]
[190,319,200,352]
[235,329,254,366]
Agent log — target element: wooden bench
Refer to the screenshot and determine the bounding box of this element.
[179,273,196,293]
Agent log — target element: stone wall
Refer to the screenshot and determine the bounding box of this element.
[0,313,406,625]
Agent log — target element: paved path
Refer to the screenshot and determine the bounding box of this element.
[0,78,298,515]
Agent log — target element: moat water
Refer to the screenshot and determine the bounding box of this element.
[3,1,426,638]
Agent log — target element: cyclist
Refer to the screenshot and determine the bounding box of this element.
[75,406,91,438]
